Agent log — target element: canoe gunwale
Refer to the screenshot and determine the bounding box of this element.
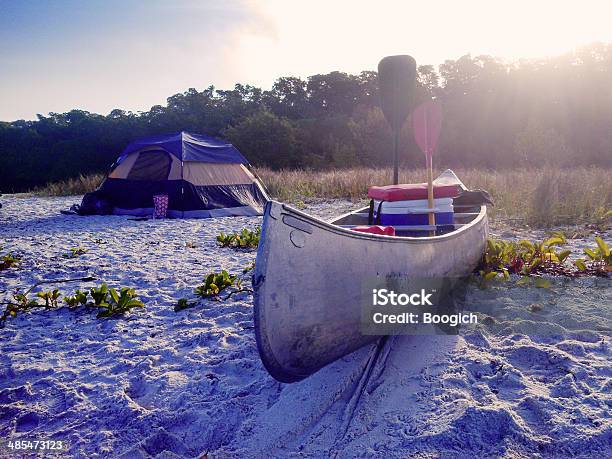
[282,201,487,244]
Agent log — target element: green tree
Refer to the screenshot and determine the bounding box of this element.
[224,111,304,169]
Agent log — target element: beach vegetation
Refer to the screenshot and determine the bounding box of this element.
[217,227,261,249]
[174,298,196,312]
[478,234,612,286]
[176,266,255,312]
[0,293,40,326]
[575,236,612,272]
[90,283,109,306]
[36,289,61,308]
[64,290,89,308]
[195,270,237,298]
[0,253,21,271]
[0,282,145,327]
[63,247,88,258]
[243,261,256,273]
[95,287,144,318]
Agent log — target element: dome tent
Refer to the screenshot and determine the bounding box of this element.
[84,131,268,218]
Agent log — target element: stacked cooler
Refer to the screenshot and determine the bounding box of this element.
[368,182,462,236]
[372,197,454,226]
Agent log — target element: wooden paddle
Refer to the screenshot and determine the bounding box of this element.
[412,99,442,230]
[378,55,416,184]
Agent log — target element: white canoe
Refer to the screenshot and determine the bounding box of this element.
[253,172,488,383]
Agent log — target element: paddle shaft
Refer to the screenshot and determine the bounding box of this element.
[421,106,435,227]
[427,154,435,226]
[393,128,400,184]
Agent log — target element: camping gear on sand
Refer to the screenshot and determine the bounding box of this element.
[153,194,169,219]
[351,225,396,236]
[253,170,489,383]
[70,192,112,215]
[371,198,454,227]
[367,183,460,201]
[74,131,268,218]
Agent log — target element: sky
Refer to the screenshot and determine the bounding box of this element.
[2,0,612,121]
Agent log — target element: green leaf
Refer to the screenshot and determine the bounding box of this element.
[584,248,597,260]
[484,272,498,281]
[527,258,541,272]
[535,278,551,289]
[574,259,587,271]
[109,288,120,303]
[543,237,564,248]
[558,250,571,263]
[595,237,609,257]
[126,300,144,308]
[516,277,531,286]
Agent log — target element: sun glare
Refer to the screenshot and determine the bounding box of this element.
[239,0,612,85]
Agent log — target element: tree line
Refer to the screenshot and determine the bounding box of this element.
[1,43,611,192]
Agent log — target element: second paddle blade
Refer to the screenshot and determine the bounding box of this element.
[413,99,442,157]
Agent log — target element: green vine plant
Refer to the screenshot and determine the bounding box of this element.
[96,287,144,318]
[575,236,612,273]
[0,278,145,327]
[216,227,261,250]
[194,270,238,298]
[64,290,89,308]
[175,268,253,312]
[36,289,61,308]
[477,233,611,287]
[90,283,109,306]
[62,247,88,258]
[243,261,256,273]
[0,253,21,271]
[1,292,41,324]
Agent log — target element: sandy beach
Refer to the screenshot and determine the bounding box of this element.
[1,195,610,458]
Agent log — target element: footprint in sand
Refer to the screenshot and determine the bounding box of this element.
[15,412,40,432]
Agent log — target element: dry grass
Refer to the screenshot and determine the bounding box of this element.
[32,174,105,197]
[255,167,611,226]
[29,167,610,226]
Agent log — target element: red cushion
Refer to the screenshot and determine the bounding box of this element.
[368,183,461,201]
[352,225,396,236]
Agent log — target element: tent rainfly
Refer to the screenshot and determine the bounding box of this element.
[86,131,268,218]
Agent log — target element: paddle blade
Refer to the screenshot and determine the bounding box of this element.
[378,55,417,131]
[412,99,442,157]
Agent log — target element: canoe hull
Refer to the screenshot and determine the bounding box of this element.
[253,201,488,383]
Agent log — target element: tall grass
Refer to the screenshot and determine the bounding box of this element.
[255,167,611,226]
[32,174,105,197]
[28,167,610,226]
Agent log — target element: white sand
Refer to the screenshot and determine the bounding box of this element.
[1,196,610,458]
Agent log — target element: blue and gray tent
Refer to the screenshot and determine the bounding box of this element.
[82,132,268,217]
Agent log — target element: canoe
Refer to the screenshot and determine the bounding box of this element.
[253,171,488,383]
